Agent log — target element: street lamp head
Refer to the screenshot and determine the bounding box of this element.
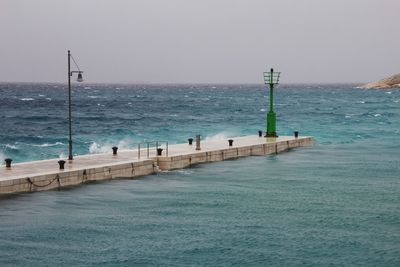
[263,68,280,86]
[77,72,84,82]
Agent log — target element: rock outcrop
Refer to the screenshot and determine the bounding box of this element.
[362,73,400,89]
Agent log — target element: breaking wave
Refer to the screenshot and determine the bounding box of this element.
[89,139,136,154]
[205,132,233,142]
[32,142,63,147]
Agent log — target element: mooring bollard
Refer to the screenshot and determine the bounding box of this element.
[188,138,193,145]
[258,131,262,137]
[157,148,163,156]
[112,146,118,155]
[5,158,12,168]
[58,160,66,170]
[294,131,299,138]
[228,139,234,147]
[195,135,201,150]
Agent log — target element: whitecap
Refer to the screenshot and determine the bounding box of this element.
[386,91,392,94]
[205,132,231,142]
[5,144,18,150]
[38,94,45,97]
[260,108,266,112]
[32,142,63,147]
[20,98,35,101]
[374,114,381,117]
[89,139,136,154]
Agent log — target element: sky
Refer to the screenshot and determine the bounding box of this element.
[0,0,399,84]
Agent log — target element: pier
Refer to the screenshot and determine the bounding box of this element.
[0,135,313,194]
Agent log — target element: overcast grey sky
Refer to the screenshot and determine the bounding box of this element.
[0,0,399,84]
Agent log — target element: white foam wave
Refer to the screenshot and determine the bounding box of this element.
[32,142,63,147]
[89,139,135,154]
[20,98,35,101]
[5,144,18,150]
[205,132,231,142]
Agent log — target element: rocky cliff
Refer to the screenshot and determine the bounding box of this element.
[362,73,400,89]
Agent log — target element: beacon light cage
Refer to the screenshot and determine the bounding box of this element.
[263,68,281,85]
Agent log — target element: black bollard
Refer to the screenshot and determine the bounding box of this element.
[294,131,299,138]
[112,146,118,155]
[188,138,193,145]
[5,158,12,168]
[228,139,234,146]
[258,131,262,137]
[58,160,66,170]
[157,148,163,156]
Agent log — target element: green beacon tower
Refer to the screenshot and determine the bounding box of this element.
[263,68,281,137]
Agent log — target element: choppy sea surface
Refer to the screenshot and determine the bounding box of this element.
[0,83,399,266]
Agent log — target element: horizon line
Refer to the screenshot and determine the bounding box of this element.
[0,81,365,86]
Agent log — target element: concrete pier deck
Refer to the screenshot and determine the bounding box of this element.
[0,135,313,194]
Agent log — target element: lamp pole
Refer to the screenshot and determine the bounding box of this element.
[263,68,280,137]
[67,50,84,160]
[68,50,73,160]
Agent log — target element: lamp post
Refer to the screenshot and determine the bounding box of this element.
[67,50,84,160]
[263,68,280,137]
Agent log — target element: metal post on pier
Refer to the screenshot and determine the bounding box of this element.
[263,68,281,137]
[196,135,201,150]
[67,50,84,160]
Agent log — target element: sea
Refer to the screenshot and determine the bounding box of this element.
[0,83,399,266]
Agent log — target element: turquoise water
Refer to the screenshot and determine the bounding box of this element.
[0,84,399,266]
